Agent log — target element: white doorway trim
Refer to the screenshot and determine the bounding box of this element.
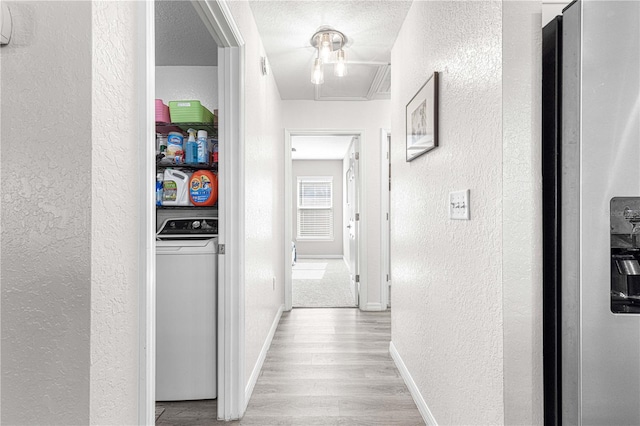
[380,129,391,309]
[138,1,246,424]
[284,129,368,311]
[137,1,156,423]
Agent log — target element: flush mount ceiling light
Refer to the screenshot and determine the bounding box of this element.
[310,26,348,85]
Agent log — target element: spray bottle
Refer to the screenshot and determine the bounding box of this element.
[185,128,197,165]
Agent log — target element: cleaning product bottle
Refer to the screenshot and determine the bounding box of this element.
[212,141,219,163]
[162,169,192,206]
[156,133,167,155]
[197,130,208,164]
[189,170,218,206]
[185,128,197,165]
[156,172,163,206]
[166,132,184,159]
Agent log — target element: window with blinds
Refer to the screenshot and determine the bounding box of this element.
[297,177,333,240]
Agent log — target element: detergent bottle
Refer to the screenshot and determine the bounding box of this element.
[162,169,191,206]
[189,170,218,206]
[156,172,163,206]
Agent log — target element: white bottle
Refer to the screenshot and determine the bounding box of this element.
[197,130,208,164]
[162,169,191,206]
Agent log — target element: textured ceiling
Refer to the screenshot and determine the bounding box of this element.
[292,135,353,160]
[156,1,218,66]
[249,1,412,100]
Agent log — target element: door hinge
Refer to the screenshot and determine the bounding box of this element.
[386,212,389,220]
[355,274,360,283]
[355,213,360,221]
[218,244,225,254]
[355,152,360,160]
[386,274,389,281]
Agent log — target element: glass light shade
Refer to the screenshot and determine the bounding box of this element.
[311,57,324,84]
[319,33,333,61]
[334,49,347,77]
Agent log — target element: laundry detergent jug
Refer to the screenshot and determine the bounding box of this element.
[189,170,218,206]
[162,169,192,206]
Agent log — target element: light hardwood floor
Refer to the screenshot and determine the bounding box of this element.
[157,308,424,425]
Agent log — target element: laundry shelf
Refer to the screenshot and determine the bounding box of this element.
[156,122,218,137]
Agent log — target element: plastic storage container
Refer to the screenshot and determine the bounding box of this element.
[189,170,218,206]
[169,100,214,124]
[155,99,170,123]
[162,169,192,206]
[166,132,184,158]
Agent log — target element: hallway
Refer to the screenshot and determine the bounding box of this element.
[157,308,424,425]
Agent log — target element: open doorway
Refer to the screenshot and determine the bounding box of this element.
[286,133,361,308]
[153,1,220,423]
[139,1,245,424]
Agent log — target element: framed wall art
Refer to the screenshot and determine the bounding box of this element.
[406,71,439,162]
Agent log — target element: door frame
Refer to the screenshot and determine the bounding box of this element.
[346,136,361,307]
[284,129,367,311]
[380,129,391,308]
[138,1,246,423]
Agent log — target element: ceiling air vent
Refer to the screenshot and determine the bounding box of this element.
[366,65,391,100]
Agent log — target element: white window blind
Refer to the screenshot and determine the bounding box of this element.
[297,177,333,240]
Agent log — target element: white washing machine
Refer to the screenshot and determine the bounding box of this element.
[156,217,218,401]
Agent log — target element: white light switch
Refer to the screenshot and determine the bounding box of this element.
[449,190,470,220]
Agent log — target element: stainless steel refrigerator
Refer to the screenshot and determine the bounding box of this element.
[544,0,640,424]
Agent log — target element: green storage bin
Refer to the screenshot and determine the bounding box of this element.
[168,100,214,124]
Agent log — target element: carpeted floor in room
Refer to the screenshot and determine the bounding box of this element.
[292,258,356,308]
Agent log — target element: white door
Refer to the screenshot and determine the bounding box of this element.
[382,132,391,308]
[346,137,360,306]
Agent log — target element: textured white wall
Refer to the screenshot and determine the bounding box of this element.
[0,5,2,421]
[1,2,92,424]
[292,160,344,256]
[227,1,286,389]
[390,1,505,424]
[90,2,139,424]
[156,66,218,112]
[282,100,390,308]
[503,2,543,424]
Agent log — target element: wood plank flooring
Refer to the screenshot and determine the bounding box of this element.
[156,308,424,425]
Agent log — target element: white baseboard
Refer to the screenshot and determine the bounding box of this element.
[297,254,343,259]
[244,304,284,411]
[363,302,386,311]
[389,341,438,426]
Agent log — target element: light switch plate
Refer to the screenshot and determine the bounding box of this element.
[449,190,470,220]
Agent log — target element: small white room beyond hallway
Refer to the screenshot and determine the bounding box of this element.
[290,134,361,308]
[292,258,355,307]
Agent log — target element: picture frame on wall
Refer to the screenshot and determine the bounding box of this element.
[406,71,439,162]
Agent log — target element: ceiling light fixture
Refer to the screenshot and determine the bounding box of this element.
[310,26,348,85]
[311,56,324,85]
